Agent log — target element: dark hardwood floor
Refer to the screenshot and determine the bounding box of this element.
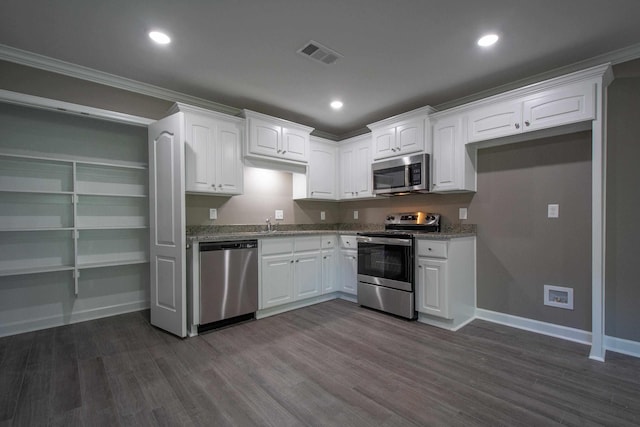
[1,299,639,426]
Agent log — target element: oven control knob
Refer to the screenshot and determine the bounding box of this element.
[386,215,394,221]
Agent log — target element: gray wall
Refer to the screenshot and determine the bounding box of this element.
[469,133,593,331]
[605,76,640,341]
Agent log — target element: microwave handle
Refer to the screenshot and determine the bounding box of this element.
[405,165,411,186]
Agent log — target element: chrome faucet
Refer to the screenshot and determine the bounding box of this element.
[265,218,272,232]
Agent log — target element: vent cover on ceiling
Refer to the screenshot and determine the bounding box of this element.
[297,40,343,65]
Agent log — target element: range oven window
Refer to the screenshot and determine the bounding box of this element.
[357,240,412,284]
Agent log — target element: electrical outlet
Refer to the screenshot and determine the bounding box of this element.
[320,211,326,221]
[459,207,468,220]
[209,208,217,220]
[548,204,559,218]
[353,210,359,220]
[275,209,284,220]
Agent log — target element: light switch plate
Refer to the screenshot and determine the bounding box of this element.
[459,207,468,220]
[548,204,559,218]
[353,210,359,220]
[275,209,284,220]
[320,211,326,221]
[209,208,217,220]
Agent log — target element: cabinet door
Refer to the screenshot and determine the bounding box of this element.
[372,127,396,160]
[416,257,449,319]
[339,144,355,199]
[353,141,372,197]
[321,249,337,293]
[184,114,216,193]
[282,128,308,162]
[396,119,424,155]
[295,251,322,300]
[216,122,243,194]
[249,117,281,157]
[261,254,294,309]
[340,249,358,295]
[522,81,595,132]
[432,116,460,192]
[308,141,336,199]
[149,113,187,337]
[467,100,522,143]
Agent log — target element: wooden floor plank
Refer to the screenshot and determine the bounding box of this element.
[1,299,640,426]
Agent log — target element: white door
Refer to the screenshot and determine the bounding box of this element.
[217,122,243,194]
[184,114,215,193]
[261,254,294,308]
[339,144,355,199]
[432,116,460,192]
[295,252,322,299]
[396,119,423,154]
[282,128,307,161]
[416,257,449,319]
[149,113,187,337]
[467,100,522,143]
[308,142,336,199]
[321,250,337,293]
[340,250,358,295]
[353,142,372,197]
[372,127,396,159]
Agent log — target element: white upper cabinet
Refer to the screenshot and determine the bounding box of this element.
[244,110,313,164]
[170,103,243,196]
[466,80,596,144]
[431,113,476,193]
[367,106,435,160]
[292,137,337,200]
[339,134,374,199]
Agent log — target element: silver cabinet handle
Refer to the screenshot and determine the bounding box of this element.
[282,150,287,154]
[515,123,520,129]
[525,120,530,127]
[295,259,299,263]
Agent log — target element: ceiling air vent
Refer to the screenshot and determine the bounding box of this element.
[297,40,343,65]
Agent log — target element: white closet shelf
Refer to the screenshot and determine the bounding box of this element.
[76,225,148,230]
[0,189,74,195]
[0,227,75,232]
[0,265,75,277]
[77,259,149,270]
[76,192,148,198]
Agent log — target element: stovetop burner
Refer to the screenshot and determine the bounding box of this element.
[358,211,441,237]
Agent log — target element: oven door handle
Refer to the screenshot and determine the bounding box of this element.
[356,236,413,246]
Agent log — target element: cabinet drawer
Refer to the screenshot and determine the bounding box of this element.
[340,235,357,249]
[294,236,321,252]
[417,240,448,258]
[321,235,336,249]
[261,238,294,255]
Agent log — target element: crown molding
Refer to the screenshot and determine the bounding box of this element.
[0,44,242,117]
[434,42,640,112]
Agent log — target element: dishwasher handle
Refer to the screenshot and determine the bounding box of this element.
[199,240,258,251]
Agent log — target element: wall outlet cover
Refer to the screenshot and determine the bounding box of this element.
[275,209,284,220]
[548,204,559,218]
[353,210,359,220]
[320,211,326,221]
[209,208,217,220]
[459,207,468,220]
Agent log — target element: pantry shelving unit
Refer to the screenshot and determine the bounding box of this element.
[0,93,153,336]
[0,153,149,293]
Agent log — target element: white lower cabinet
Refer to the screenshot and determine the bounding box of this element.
[415,237,476,330]
[321,235,337,293]
[260,236,322,309]
[338,235,358,295]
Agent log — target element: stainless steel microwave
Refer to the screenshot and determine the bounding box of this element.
[372,153,430,196]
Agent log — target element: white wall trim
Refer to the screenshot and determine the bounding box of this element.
[475,308,593,346]
[605,335,640,359]
[0,300,150,338]
[0,89,154,126]
[0,44,241,117]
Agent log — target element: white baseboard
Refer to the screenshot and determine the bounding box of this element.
[0,300,150,338]
[475,308,592,345]
[604,335,640,359]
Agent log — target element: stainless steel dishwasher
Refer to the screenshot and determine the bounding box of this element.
[199,240,258,331]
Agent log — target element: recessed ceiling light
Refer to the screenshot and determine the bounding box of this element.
[149,31,171,45]
[477,34,499,47]
[330,100,343,110]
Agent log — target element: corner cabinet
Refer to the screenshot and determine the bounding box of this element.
[169,104,243,196]
[339,134,374,200]
[367,105,435,161]
[431,113,476,193]
[243,109,313,164]
[415,237,475,331]
[292,137,338,200]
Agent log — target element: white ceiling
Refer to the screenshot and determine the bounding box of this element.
[1,0,640,138]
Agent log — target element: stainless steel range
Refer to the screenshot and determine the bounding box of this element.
[356,212,440,319]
